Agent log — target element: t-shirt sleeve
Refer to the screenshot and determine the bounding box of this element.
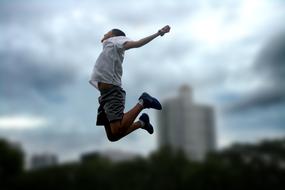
[114,36,131,50]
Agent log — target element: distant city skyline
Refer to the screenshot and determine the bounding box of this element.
[29,153,58,170]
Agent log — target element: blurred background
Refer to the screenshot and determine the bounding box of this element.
[1,0,285,188]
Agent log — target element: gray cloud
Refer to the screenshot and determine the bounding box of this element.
[225,31,285,113]
[0,50,77,101]
[255,32,285,83]
[225,88,285,113]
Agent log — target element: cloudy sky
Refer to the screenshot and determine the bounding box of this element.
[1,0,285,162]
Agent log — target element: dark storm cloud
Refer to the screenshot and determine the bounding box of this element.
[226,31,285,113]
[0,50,77,100]
[225,88,285,113]
[0,1,99,103]
[255,32,285,83]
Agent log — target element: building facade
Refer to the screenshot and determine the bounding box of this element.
[158,85,216,161]
[30,153,58,170]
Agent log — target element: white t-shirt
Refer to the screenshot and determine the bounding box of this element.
[89,36,130,89]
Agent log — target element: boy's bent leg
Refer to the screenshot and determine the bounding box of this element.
[103,90,162,141]
[107,121,142,141]
[108,103,143,141]
[105,113,154,141]
[121,103,143,128]
[104,123,140,142]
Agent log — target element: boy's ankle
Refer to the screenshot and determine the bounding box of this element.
[138,99,144,108]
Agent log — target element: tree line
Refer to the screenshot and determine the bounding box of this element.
[1,138,285,190]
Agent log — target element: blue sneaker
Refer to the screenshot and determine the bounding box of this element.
[139,92,162,110]
[139,113,154,134]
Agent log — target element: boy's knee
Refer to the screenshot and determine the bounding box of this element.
[105,121,125,142]
[106,132,120,142]
[105,124,121,142]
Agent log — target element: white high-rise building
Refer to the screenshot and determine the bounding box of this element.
[158,85,216,161]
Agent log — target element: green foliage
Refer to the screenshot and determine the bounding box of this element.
[1,138,285,190]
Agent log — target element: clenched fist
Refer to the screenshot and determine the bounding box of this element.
[158,25,171,36]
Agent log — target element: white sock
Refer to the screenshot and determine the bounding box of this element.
[139,120,145,127]
[138,99,144,107]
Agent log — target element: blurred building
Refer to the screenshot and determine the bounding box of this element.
[158,85,216,161]
[81,150,139,163]
[30,153,58,170]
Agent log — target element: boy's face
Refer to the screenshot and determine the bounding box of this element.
[101,30,114,43]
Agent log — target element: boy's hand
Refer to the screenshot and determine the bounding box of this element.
[158,25,171,36]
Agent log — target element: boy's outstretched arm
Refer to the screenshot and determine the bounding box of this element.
[124,25,171,50]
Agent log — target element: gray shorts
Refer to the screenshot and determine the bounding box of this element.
[96,86,126,126]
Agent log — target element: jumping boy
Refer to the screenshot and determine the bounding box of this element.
[90,25,171,142]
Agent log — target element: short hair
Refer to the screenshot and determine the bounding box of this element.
[111,29,126,37]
